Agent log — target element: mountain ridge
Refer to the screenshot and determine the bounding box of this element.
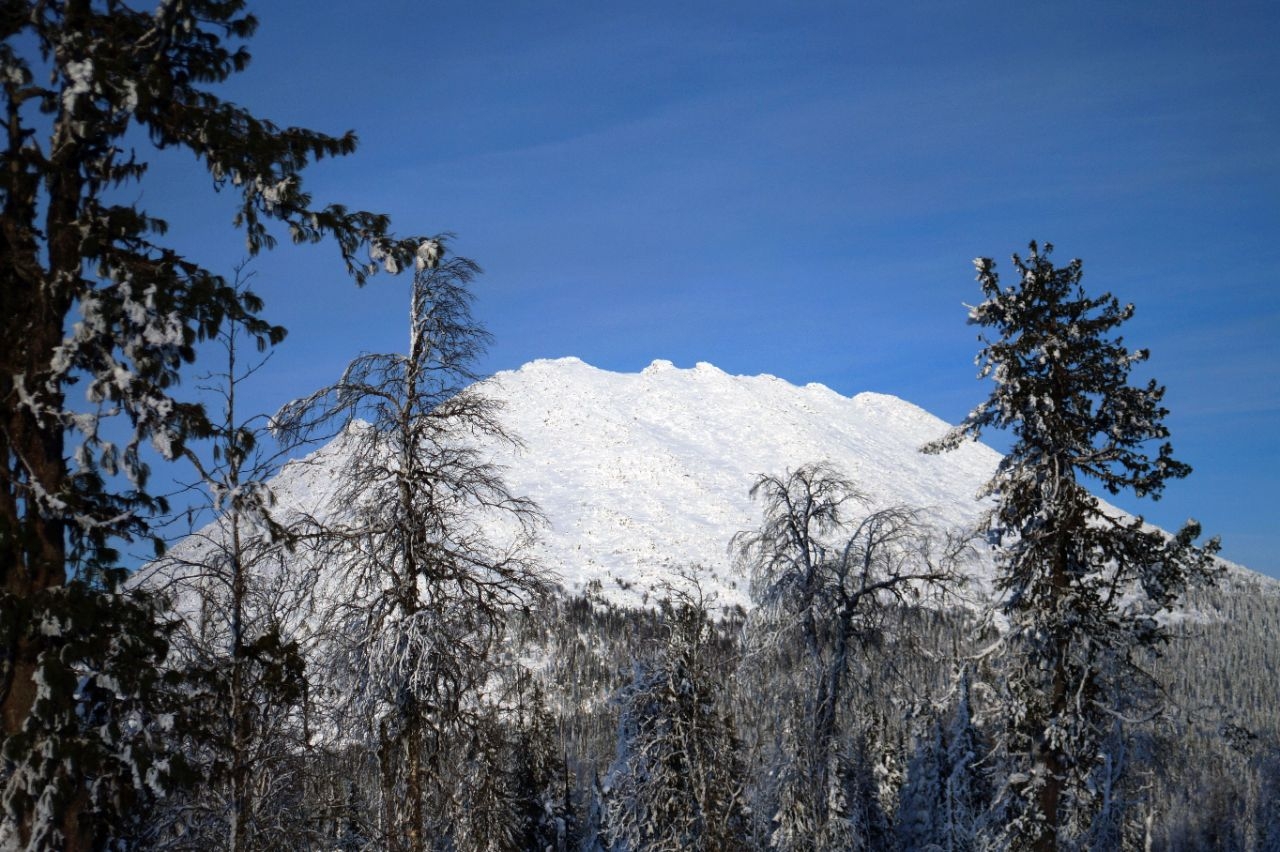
[154,356,1269,614]
[458,356,1006,609]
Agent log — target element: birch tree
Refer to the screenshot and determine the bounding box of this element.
[735,462,965,850]
[135,270,316,851]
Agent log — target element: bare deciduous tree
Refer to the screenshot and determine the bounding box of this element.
[137,269,313,851]
[275,246,549,851]
[735,462,968,849]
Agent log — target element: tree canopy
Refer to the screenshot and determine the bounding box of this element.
[925,241,1221,849]
[1,3,426,846]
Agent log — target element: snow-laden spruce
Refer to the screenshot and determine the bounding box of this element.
[924,241,1222,850]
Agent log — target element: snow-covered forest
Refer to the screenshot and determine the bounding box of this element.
[2,3,1277,851]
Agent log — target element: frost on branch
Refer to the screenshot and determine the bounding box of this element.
[2,2,426,845]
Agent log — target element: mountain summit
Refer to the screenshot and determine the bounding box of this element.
[274,357,1007,609]
[157,358,1268,613]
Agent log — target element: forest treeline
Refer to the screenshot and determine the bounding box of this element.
[128,456,1280,852]
[2,3,1276,850]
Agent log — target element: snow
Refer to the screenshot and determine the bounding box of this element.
[149,357,1265,616]
[255,175,293,212]
[415,239,442,271]
[62,59,94,111]
[258,358,1006,610]
[120,79,138,114]
[642,359,675,374]
[369,239,400,274]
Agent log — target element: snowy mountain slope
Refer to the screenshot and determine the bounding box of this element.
[459,358,1002,609]
[151,356,1267,614]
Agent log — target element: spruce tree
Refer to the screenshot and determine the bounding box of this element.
[941,668,987,852]
[924,241,1220,850]
[604,584,747,852]
[507,681,579,852]
[896,718,945,849]
[1,3,422,847]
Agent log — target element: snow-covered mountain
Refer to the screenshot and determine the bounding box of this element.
[154,356,1268,613]
[470,358,1009,609]
[235,357,1005,611]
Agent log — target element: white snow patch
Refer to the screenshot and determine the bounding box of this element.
[62,59,94,111]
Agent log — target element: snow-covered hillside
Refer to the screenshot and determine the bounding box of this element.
[464,358,1005,608]
[153,357,1267,613]
[228,357,1001,611]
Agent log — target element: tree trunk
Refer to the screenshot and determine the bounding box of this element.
[1032,524,1072,852]
[379,719,402,851]
[1,21,79,845]
[406,706,426,852]
[230,532,250,852]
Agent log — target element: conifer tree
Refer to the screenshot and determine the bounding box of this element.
[507,680,578,852]
[941,668,987,851]
[453,714,525,852]
[897,668,988,852]
[2,2,421,847]
[604,583,747,852]
[924,241,1220,849]
[445,676,578,852]
[897,717,945,849]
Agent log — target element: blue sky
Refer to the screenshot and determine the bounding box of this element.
[146,1,1278,577]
